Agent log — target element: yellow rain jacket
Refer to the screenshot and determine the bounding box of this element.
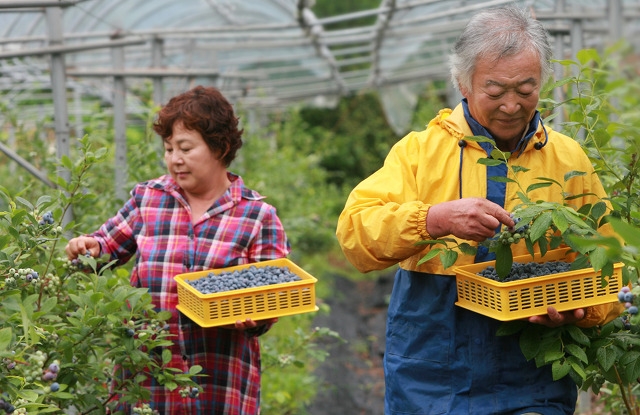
[336,103,623,328]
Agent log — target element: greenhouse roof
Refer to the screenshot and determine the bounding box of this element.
[1,0,639,134]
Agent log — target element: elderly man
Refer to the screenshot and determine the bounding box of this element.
[336,5,622,415]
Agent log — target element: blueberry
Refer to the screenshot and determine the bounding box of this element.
[50,382,60,392]
[42,371,57,381]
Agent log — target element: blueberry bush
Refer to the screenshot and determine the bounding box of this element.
[0,136,201,414]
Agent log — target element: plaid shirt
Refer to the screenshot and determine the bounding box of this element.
[92,173,290,414]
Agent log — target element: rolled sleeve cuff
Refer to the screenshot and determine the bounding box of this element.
[416,204,432,240]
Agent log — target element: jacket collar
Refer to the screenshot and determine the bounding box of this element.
[439,101,548,156]
[460,98,542,157]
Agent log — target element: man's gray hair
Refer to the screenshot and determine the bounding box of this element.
[449,5,553,93]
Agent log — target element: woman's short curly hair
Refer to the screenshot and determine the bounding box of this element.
[153,85,243,167]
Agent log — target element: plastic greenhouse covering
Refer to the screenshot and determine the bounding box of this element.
[1,0,639,191]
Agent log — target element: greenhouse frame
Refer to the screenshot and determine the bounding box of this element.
[0,0,638,194]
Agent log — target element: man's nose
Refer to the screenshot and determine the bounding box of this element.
[500,94,521,114]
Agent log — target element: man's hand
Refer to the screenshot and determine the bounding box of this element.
[528,306,585,327]
[427,198,515,241]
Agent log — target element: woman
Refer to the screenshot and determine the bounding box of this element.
[66,85,290,414]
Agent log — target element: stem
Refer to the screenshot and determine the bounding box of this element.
[573,69,624,184]
[614,365,636,414]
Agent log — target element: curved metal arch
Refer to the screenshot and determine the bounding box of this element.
[66,0,128,33]
[126,0,220,32]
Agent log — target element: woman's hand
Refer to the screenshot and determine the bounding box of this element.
[65,236,100,259]
[226,317,279,331]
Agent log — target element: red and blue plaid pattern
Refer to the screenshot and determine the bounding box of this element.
[92,173,290,414]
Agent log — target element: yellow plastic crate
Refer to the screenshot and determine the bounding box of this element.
[175,258,318,327]
[453,248,624,321]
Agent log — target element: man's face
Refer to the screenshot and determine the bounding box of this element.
[460,49,542,151]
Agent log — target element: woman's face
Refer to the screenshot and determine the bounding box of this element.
[460,49,542,151]
[163,121,226,195]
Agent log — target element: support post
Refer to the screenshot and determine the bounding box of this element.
[151,36,164,106]
[112,42,128,202]
[45,6,73,224]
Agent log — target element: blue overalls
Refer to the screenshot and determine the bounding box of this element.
[383,101,577,415]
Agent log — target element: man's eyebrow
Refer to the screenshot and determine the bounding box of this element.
[485,78,538,88]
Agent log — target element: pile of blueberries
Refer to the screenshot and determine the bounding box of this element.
[186,265,301,294]
[477,260,574,282]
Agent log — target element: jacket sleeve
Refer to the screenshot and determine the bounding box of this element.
[576,300,625,327]
[335,132,432,273]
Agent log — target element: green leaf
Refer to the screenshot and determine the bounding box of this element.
[567,357,587,380]
[596,345,618,371]
[457,243,477,256]
[589,246,608,272]
[609,217,640,247]
[591,201,607,221]
[552,210,569,233]
[515,191,531,203]
[415,239,447,246]
[526,182,553,193]
[564,344,588,363]
[15,196,34,211]
[489,149,509,161]
[465,135,495,144]
[162,348,172,364]
[543,349,565,364]
[0,327,12,351]
[619,351,640,383]
[477,158,504,167]
[564,170,587,182]
[494,244,513,280]
[530,211,553,241]
[156,310,173,321]
[496,321,527,336]
[520,327,541,361]
[417,248,441,265]
[511,165,530,174]
[534,177,562,187]
[60,155,74,170]
[576,48,600,65]
[164,381,178,391]
[552,359,572,380]
[566,325,591,346]
[488,176,516,183]
[440,250,458,269]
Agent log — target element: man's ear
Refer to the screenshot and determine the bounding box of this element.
[458,83,469,99]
